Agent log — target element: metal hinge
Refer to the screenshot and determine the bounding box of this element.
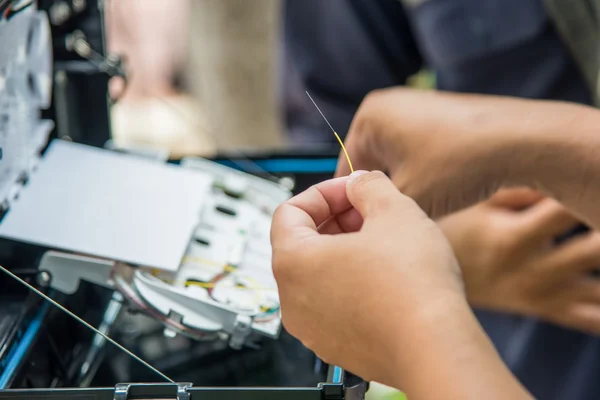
[113,384,129,400]
[318,383,344,400]
[113,383,193,400]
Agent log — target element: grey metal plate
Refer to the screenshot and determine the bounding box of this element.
[0,140,211,272]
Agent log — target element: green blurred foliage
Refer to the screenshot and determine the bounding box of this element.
[407,69,436,89]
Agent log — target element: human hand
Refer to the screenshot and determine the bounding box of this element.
[439,188,600,334]
[271,171,465,387]
[335,87,590,219]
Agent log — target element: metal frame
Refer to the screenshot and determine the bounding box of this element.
[0,367,362,400]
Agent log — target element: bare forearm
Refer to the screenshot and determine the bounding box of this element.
[490,101,600,229]
[392,296,531,399]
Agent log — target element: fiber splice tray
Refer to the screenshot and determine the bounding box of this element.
[0,0,290,356]
[0,2,368,399]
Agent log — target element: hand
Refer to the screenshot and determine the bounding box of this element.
[439,188,600,334]
[335,87,590,219]
[271,171,464,387]
[271,171,530,399]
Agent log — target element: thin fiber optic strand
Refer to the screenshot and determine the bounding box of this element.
[305,91,354,173]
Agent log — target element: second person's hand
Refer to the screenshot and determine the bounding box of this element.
[335,87,594,220]
[439,188,600,335]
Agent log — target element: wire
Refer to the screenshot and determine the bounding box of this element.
[184,280,277,292]
[0,264,174,383]
[0,0,11,16]
[179,256,276,292]
[4,0,32,20]
[2,3,10,19]
[181,255,223,268]
[71,32,129,105]
[255,305,281,323]
[181,251,280,315]
[305,91,354,173]
[111,269,218,341]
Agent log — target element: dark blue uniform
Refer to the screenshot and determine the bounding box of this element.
[283,1,597,398]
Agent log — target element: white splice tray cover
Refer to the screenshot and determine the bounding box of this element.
[0,139,211,271]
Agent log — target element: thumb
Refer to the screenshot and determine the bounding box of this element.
[346,170,419,220]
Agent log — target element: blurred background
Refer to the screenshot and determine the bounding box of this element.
[105,0,431,157]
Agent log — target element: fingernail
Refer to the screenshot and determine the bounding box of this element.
[347,170,369,184]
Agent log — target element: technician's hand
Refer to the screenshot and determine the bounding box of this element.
[335,87,591,219]
[271,172,532,399]
[439,188,600,335]
[271,171,464,387]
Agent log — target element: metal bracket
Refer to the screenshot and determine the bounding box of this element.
[113,383,129,400]
[112,383,193,400]
[344,380,369,400]
[321,368,369,400]
[344,372,369,400]
[318,383,344,400]
[177,383,193,400]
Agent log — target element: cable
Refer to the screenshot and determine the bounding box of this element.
[181,255,223,268]
[0,0,11,16]
[183,279,277,292]
[111,270,219,341]
[68,31,129,105]
[0,264,174,383]
[4,0,33,20]
[179,255,279,315]
[255,305,281,323]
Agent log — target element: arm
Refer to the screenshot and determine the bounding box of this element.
[499,102,600,230]
[335,88,600,230]
[271,171,532,399]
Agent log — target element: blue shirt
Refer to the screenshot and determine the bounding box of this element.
[284,1,597,398]
[284,0,591,144]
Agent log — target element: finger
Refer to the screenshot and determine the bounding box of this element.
[346,170,423,221]
[518,198,580,241]
[561,303,600,336]
[271,177,352,248]
[487,187,545,210]
[318,208,364,235]
[288,176,355,226]
[575,278,600,303]
[540,232,600,274]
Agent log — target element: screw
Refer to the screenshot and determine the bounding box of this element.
[72,0,86,13]
[55,70,67,85]
[279,176,295,191]
[163,328,177,338]
[49,2,71,26]
[37,271,51,287]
